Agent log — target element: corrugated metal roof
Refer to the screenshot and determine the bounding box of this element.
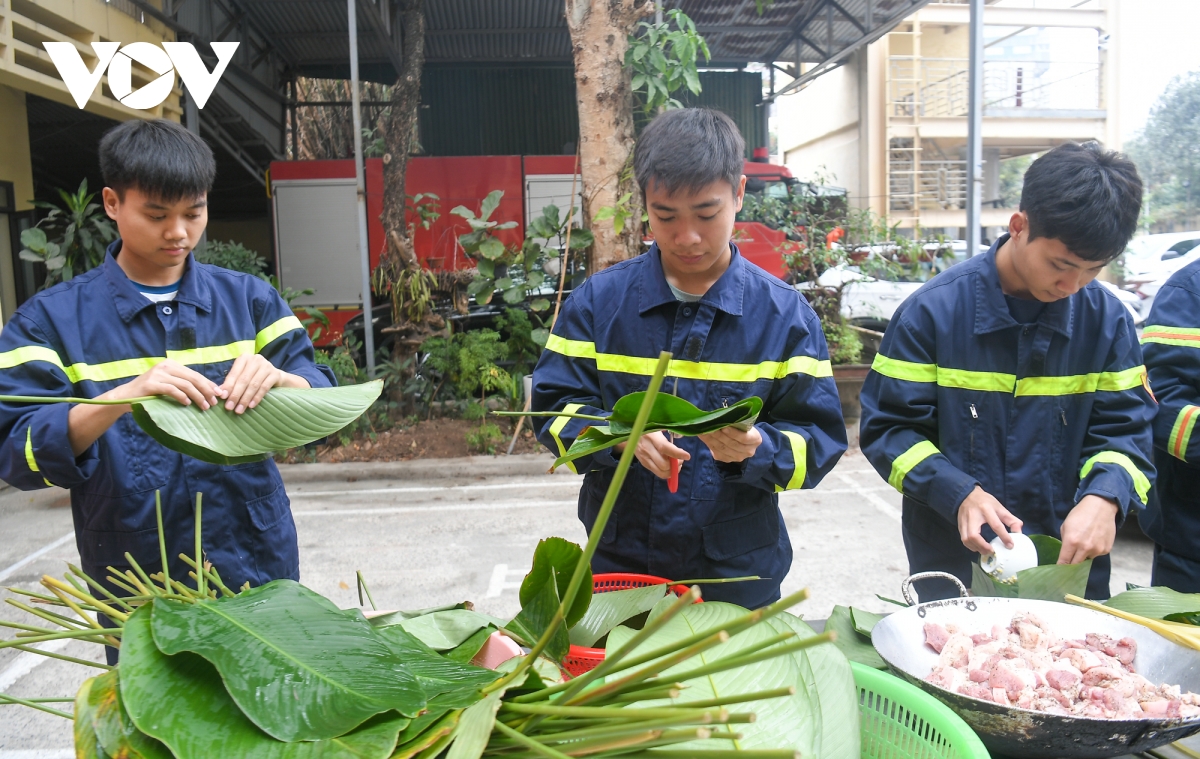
[237,0,928,80]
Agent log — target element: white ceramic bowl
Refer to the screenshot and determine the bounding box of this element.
[979,532,1038,581]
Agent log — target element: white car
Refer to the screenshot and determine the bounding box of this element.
[796,241,967,332]
[1121,232,1200,282]
[1119,232,1200,323]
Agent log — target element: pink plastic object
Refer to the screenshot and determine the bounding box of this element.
[469,630,523,670]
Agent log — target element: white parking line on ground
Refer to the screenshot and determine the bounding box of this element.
[0,751,75,759]
[834,471,902,522]
[486,565,531,598]
[289,479,581,498]
[0,533,74,583]
[0,641,71,692]
[291,499,575,517]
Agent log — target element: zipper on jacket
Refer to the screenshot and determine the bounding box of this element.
[970,403,978,419]
[1061,410,1068,426]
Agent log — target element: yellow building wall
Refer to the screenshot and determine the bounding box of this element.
[0,84,33,211]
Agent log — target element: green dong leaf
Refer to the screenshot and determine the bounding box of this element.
[149,581,427,741]
[89,670,173,759]
[519,537,591,628]
[507,567,570,662]
[120,604,411,759]
[568,583,667,647]
[130,381,383,466]
[607,603,859,759]
[1105,586,1200,620]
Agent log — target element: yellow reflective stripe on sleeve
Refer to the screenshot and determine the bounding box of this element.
[1015,366,1145,396]
[938,368,1016,393]
[0,318,304,384]
[24,428,53,487]
[888,440,940,493]
[544,336,832,381]
[545,335,597,360]
[1169,405,1200,462]
[24,427,38,473]
[775,431,807,492]
[0,346,67,373]
[1142,325,1200,348]
[1080,451,1151,505]
[255,315,305,351]
[871,354,938,383]
[549,403,584,475]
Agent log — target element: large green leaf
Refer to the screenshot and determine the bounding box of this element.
[373,625,497,709]
[849,607,885,637]
[972,545,1091,602]
[1106,586,1200,620]
[568,583,667,647]
[607,602,859,758]
[90,669,172,759]
[384,609,499,651]
[548,394,762,469]
[520,538,592,628]
[131,382,383,465]
[606,393,761,436]
[827,606,886,671]
[506,569,570,662]
[121,604,411,759]
[150,580,427,741]
[1015,560,1091,601]
[75,677,111,759]
[445,690,504,759]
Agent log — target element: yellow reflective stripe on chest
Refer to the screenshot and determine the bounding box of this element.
[545,335,832,381]
[871,354,1145,396]
[0,316,303,383]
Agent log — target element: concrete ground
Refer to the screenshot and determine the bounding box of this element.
[0,435,1162,756]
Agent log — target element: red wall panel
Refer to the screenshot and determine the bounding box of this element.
[405,156,524,270]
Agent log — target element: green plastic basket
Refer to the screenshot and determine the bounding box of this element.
[852,661,991,759]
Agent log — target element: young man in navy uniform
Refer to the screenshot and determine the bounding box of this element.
[531,108,847,609]
[860,142,1155,602]
[1140,258,1200,591]
[0,120,335,630]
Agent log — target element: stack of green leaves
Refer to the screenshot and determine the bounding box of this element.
[970,535,1091,602]
[1,352,858,759]
[497,391,761,470]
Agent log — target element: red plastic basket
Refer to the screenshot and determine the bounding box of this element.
[563,573,698,677]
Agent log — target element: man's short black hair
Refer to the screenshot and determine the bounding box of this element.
[99,118,216,202]
[634,108,745,197]
[1020,141,1142,262]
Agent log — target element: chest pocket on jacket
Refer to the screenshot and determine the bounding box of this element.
[964,397,997,486]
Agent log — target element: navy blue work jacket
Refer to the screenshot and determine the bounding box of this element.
[0,242,335,592]
[532,244,847,608]
[860,235,1156,544]
[1139,259,1200,561]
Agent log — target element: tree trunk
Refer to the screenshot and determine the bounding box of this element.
[566,0,653,273]
[381,0,426,264]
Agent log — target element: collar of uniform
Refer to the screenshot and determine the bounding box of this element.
[104,239,213,323]
[973,233,1074,338]
[637,242,746,316]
